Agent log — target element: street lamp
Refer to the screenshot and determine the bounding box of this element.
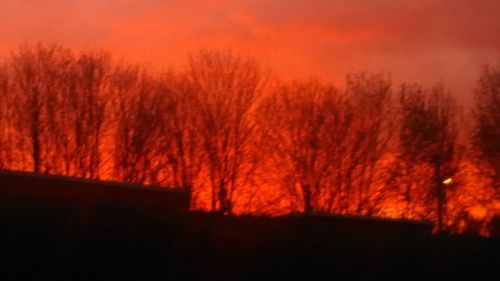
[442,177,453,186]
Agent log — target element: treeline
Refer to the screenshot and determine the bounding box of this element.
[0,44,498,235]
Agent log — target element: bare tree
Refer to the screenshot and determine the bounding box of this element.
[110,65,165,184]
[259,74,394,215]
[10,44,75,174]
[158,73,204,208]
[473,62,500,190]
[341,73,395,216]
[396,84,432,219]
[0,61,15,169]
[70,51,111,179]
[187,49,265,214]
[258,79,342,212]
[398,84,461,232]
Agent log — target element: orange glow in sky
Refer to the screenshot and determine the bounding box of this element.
[1,0,499,99]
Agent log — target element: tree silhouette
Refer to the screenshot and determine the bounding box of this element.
[10,44,72,173]
[111,64,165,184]
[157,74,203,209]
[0,62,15,169]
[473,62,500,190]
[0,42,495,234]
[258,74,394,215]
[340,73,395,216]
[258,79,342,212]
[187,49,265,214]
[398,84,461,232]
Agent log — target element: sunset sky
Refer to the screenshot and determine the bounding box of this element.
[1,0,499,100]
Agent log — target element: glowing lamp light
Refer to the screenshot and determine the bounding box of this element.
[442,178,453,185]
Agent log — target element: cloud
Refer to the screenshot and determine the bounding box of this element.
[0,0,499,99]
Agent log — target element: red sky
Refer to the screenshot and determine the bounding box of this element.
[1,0,499,100]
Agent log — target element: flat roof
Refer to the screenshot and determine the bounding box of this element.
[0,169,187,195]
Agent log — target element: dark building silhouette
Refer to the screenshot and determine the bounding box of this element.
[0,170,497,280]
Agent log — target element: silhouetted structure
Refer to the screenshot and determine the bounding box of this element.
[0,170,498,280]
[0,169,189,213]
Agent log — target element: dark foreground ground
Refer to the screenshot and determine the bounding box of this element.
[0,171,498,280]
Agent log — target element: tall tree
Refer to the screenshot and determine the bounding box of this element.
[110,65,165,184]
[473,62,500,190]
[398,84,461,232]
[71,51,111,179]
[259,74,394,215]
[258,79,344,212]
[342,73,395,216]
[158,74,203,208]
[187,49,265,214]
[10,44,73,173]
[0,62,14,169]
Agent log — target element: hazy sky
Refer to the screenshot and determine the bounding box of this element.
[1,0,499,100]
